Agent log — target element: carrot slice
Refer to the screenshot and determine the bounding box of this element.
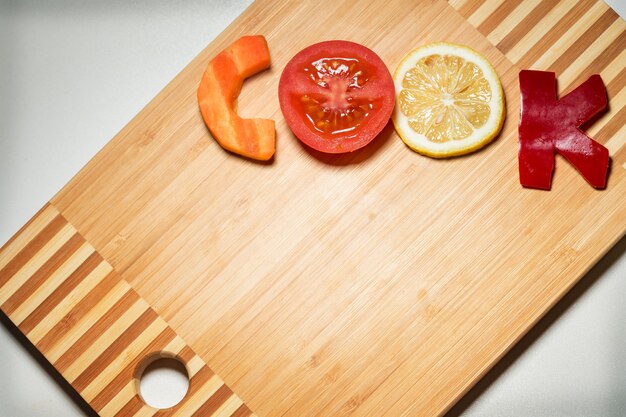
[197,35,275,161]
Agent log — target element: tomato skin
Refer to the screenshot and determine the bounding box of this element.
[279,40,395,153]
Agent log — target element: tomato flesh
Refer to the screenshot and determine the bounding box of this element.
[297,57,378,137]
[279,41,395,153]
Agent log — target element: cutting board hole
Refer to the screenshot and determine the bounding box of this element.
[137,356,189,409]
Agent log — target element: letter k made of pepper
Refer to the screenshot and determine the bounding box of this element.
[518,70,610,190]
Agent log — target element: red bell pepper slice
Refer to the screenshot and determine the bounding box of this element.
[518,70,609,190]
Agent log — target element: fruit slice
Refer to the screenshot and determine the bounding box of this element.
[197,35,275,161]
[279,40,395,154]
[392,42,505,158]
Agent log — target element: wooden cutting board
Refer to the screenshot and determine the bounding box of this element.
[1,0,625,416]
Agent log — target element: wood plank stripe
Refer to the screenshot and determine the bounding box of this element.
[115,396,146,417]
[55,292,144,374]
[157,366,218,417]
[186,355,206,379]
[99,380,137,417]
[548,8,619,75]
[189,384,234,417]
[92,327,177,412]
[587,110,618,142]
[0,216,69,292]
[517,0,596,69]
[603,115,626,155]
[162,336,188,357]
[36,269,121,352]
[0,225,78,307]
[73,308,159,391]
[16,250,102,335]
[81,317,169,402]
[457,0,485,19]
[497,0,560,55]
[613,140,626,166]
[1,232,84,315]
[16,247,99,331]
[604,53,626,92]
[562,26,626,93]
[178,346,196,365]
[209,394,244,417]
[170,373,225,417]
[448,0,467,9]
[467,0,503,28]
[0,214,67,282]
[476,0,521,36]
[588,108,620,141]
[27,262,114,344]
[0,204,58,271]
[231,404,253,417]
[46,279,132,363]
[487,0,544,47]
[131,404,158,417]
[530,0,609,71]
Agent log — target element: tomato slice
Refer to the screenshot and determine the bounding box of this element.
[279,40,395,153]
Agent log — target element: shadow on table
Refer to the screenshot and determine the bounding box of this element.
[0,311,98,417]
[445,234,626,417]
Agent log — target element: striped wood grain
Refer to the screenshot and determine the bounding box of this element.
[0,0,625,416]
[452,0,626,167]
[0,204,254,417]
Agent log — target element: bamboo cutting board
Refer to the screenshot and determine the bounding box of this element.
[1,0,625,416]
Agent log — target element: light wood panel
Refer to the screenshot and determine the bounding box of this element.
[1,0,625,416]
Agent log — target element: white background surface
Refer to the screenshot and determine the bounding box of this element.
[0,1,625,416]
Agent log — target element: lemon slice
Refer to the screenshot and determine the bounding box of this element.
[392,42,505,158]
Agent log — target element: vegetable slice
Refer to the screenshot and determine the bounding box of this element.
[392,43,505,158]
[198,35,275,161]
[518,70,609,189]
[278,40,395,154]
